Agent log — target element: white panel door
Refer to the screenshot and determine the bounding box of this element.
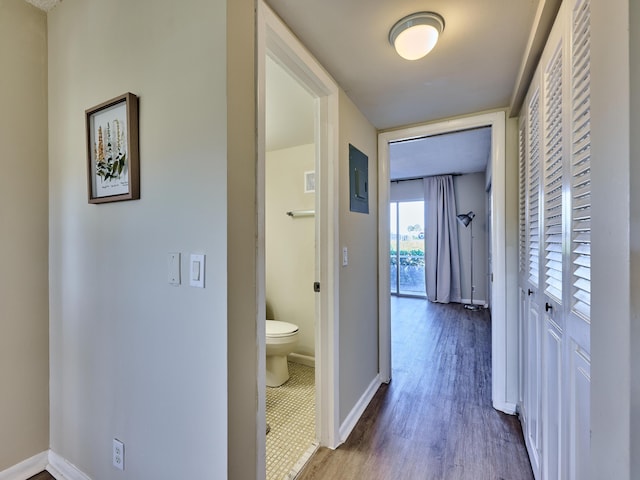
[566,0,592,477]
[568,340,590,480]
[519,68,543,480]
[526,298,542,476]
[543,320,563,480]
[540,13,566,479]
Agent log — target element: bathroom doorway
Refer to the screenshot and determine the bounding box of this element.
[257,3,341,479]
[264,55,317,480]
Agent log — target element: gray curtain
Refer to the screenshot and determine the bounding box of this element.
[424,175,462,303]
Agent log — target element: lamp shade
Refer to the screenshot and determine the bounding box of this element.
[457,211,475,227]
[389,12,445,61]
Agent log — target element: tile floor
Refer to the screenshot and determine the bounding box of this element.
[266,362,316,480]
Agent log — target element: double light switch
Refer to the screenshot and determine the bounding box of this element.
[167,253,205,288]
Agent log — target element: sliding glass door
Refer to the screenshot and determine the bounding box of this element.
[390,201,425,297]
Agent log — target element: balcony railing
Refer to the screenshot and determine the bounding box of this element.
[390,251,425,295]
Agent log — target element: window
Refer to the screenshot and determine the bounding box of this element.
[390,201,425,296]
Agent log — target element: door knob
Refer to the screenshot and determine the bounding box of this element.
[528,289,533,296]
[545,302,552,312]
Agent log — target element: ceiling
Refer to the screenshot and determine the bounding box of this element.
[265,0,539,130]
[389,127,491,180]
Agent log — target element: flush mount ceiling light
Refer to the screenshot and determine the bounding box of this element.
[389,11,445,61]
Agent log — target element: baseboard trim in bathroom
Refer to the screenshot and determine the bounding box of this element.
[287,353,315,368]
[266,362,315,480]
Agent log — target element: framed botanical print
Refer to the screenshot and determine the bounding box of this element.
[86,92,140,203]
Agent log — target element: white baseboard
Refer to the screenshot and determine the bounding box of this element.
[0,451,48,480]
[338,374,383,443]
[288,353,315,367]
[46,450,91,480]
[460,298,488,307]
[0,450,92,480]
[493,400,517,415]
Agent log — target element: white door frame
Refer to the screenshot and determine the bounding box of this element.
[378,111,516,414]
[257,0,341,454]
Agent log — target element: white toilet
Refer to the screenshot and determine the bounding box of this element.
[266,320,299,387]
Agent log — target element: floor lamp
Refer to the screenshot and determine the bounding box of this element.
[457,211,483,311]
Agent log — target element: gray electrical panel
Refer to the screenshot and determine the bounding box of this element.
[349,144,369,214]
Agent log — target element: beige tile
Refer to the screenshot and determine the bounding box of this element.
[266,362,315,480]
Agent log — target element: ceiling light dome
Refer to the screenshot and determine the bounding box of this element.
[389,12,445,61]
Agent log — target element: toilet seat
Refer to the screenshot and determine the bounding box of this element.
[266,320,299,338]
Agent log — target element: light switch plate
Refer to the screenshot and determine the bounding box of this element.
[168,253,180,286]
[190,254,205,288]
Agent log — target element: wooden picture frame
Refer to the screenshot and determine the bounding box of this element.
[86,92,139,203]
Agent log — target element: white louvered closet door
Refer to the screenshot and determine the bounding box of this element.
[520,83,543,480]
[567,0,591,478]
[543,41,565,307]
[517,0,592,478]
[541,23,565,480]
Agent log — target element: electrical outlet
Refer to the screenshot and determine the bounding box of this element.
[113,438,124,471]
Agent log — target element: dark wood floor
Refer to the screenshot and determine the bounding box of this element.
[27,472,54,480]
[297,297,533,480]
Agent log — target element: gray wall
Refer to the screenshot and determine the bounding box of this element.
[48,1,229,478]
[454,173,488,304]
[338,91,379,424]
[0,0,49,470]
[227,0,258,477]
[630,0,640,474]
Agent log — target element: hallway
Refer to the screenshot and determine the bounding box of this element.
[297,297,533,479]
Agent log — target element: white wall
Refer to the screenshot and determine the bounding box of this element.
[590,0,634,477]
[338,91,379,424]
[454,173,488,305]
[0,0,49,471]
[266,144,315,358]
[48,1,228,478]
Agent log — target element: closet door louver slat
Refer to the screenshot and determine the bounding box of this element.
[571,0,591,320]
[519,122,528,275]
[544,45,564,304]
[528,90,541,287]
